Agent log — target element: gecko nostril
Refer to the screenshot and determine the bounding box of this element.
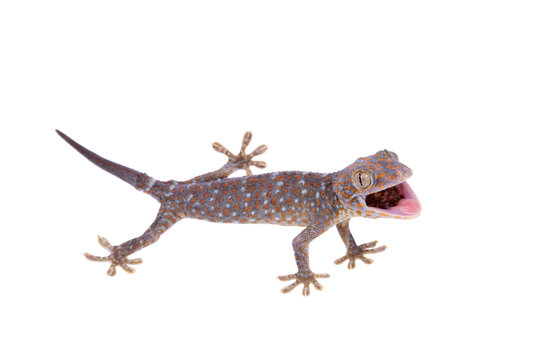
[388,151,399,161]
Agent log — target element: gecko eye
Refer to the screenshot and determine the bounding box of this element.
[353,170,373,190]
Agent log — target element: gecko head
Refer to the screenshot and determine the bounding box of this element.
[333,150,421,219]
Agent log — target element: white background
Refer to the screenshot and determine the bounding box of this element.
[1,1,539,359]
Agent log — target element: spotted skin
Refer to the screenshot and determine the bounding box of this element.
[56,130,420,295]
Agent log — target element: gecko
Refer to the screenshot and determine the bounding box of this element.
[56,130,421,295]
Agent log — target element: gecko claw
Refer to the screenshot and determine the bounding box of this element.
[212,131,268,176]
[278,272,330,296]
[334,241,387,269]
[84,236,143,276]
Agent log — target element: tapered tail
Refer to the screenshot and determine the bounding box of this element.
[56,130,162,200]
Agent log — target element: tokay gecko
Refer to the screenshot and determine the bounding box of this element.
[57,130,421,295]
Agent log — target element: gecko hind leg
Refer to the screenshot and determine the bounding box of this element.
[212,131,268,176]
[84,236,143,276]
[84,205,180,276]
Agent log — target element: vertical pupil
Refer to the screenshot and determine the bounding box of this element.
[358,172,371,188]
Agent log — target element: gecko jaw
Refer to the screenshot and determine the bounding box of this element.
[365,181,421,218]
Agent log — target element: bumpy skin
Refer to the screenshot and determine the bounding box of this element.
[56,130,420,295]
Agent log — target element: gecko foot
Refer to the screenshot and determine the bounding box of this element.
[212,131,267,176]
[277,271,330,296]
[84,236,143,276]
[334,241,387,269]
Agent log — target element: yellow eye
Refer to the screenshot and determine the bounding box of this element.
[353,170,373,190]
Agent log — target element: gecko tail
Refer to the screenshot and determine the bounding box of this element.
[56,130,162,200]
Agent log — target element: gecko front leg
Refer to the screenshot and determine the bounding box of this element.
[334,219,387,269]
[278,223,331,296]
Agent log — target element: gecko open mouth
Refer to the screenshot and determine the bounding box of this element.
[365,182,421,217]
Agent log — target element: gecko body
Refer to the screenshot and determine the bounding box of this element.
[57,130,421,295]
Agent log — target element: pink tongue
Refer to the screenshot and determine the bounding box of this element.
[391,199,422,215]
